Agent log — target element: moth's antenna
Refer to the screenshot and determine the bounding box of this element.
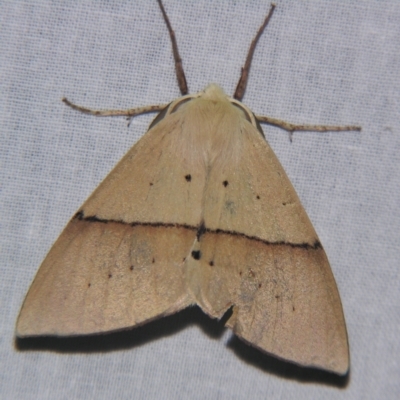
[157,0,188,95]
[234,3,276,101]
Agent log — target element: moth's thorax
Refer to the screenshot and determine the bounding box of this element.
[165,84,256,169]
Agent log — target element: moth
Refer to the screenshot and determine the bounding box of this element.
[17,1,359,375]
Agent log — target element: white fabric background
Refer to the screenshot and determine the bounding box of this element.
[1,0,399,398]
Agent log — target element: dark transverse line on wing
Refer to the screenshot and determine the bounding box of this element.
[74,210,322,250]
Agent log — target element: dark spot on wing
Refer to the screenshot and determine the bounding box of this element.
[108,274,112,279]
[196,220,206,240]
[223,180,229,187]
[150,182,153,186]
[209,261,214,266]
[185,174,191,182]
[74,210,84,220]
[225,200,235,214]
[256,195,260,199]
[130,265,134,271]
[191,250,201,260]
[258,283,262,288]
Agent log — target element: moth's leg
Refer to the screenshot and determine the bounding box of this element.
[256,114,361,141]
[62,1,183,119]
[62,97,167,119]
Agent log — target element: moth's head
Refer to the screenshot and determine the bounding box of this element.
[201,84,229,102]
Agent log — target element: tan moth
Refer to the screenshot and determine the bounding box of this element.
[17,1,359,375]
